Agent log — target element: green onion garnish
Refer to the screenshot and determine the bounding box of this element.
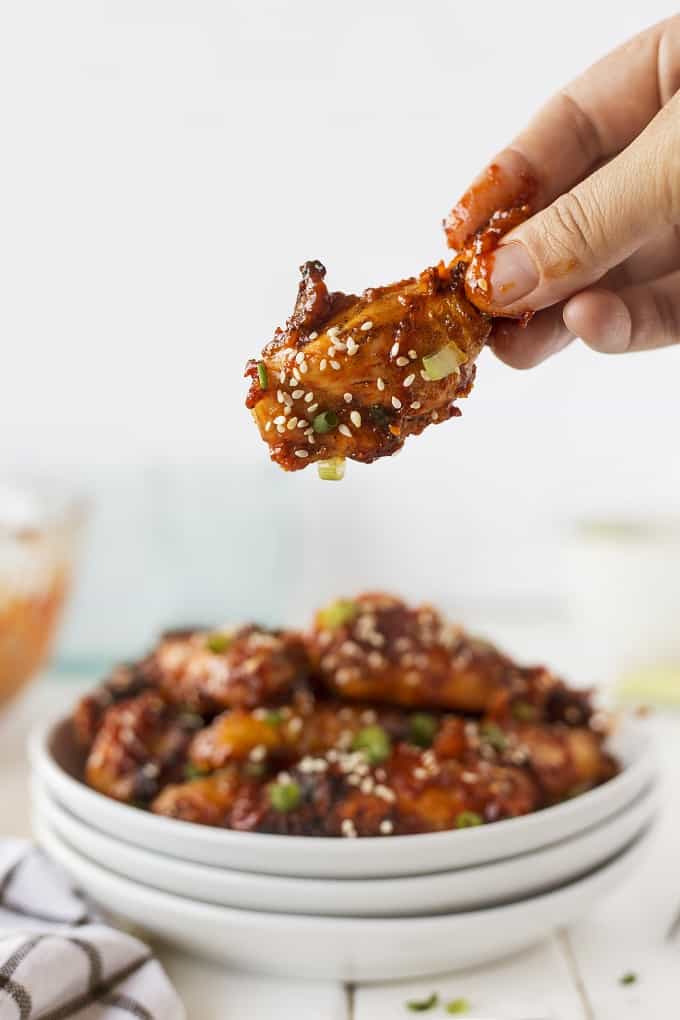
[480,722,507,751]
[184,763,208,780]
[620,972,637,986]
[313,410,338,433]
[421,342,466,381]
[446,998,470,1014]
[264,709,283,727]
[269,780,302,812]
[511,700,537,722]
[257,362,268,389]
[317,457,346,481]
[406,992,439,1012]
[351,725,391,764]
[205,631,232,654]
[317,599,358,630]
[455,810,483,829]
[409,713,438,748]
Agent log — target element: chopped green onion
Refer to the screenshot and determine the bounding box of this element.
[269,780,302,812]
[455,810,483,829]
[318,457,346,481]
[317,598,358,629]
[421,342,466,381]
[352,725,391,764]
[406,992,439,1012]
[409,713,438,748]
[446,998,470,1014]
[264,709,283,727]
[480,722,507,752]
[184,763,208,780]
[620,972,637,986]
[205,631,232,654]
[313,410,338,433]
[511,700,537,722]
[257,362,268,389]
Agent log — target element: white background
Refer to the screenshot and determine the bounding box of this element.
[2,0,679,664]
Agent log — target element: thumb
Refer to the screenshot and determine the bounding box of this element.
[469,94,680,315]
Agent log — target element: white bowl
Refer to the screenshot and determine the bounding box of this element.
[32,778,658,917]
[30,715,657,878]
[33,814,654,981]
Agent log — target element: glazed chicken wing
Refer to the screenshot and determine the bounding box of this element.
[245,260,489,475]
[245,205,532,476]
[84,691,200,803]
[141,624,311,715]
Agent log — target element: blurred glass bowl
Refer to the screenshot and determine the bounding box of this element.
[0,476,86,708]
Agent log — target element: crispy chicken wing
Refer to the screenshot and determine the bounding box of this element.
[141,625,311,715]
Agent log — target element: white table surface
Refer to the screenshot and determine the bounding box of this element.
[2,677,679,1020]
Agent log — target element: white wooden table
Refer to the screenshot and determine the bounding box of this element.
[2,678,679,1020]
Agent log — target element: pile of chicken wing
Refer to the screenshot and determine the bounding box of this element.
[73,593,617,838]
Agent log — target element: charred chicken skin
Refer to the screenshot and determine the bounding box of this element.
[74,591,618,836]
[245,203,531,475]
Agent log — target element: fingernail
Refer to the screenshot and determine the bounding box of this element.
[488,242,538,308]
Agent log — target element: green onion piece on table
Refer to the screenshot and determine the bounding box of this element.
[406,992,439,1012]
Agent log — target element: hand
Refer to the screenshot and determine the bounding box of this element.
[446,16,680,367]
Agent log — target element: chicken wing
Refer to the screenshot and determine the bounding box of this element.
[140,624,311,715]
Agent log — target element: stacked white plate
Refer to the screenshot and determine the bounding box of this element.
[30,715,659,981]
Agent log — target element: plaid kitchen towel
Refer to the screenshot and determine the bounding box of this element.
[0,839,185,1019]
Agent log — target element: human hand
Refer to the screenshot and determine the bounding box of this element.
[446,16,680,367]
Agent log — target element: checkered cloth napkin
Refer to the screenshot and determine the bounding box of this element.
[0,839,185,1019]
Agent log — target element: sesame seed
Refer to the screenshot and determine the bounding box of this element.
[283,405,291,416]
[380,819,394,835]
[431,410,439,421]
[390,341,400,359]
[299,360,308,373]
[308,331,318,340]
[360,777,375,795]
[287,417,298,430]
[320,359,328,371]
[295,449,309,458]
[377,377,385,391]
[308,403,319,413]
[361,320,373,331]
[341,818,358,838]
[292,389,304,399]
[276,390,284,403]
[274,415,286,425]
[408,349,417,360]
[338,424,352,438]
[350,411,362,428]
[276,424,286,434]
[265,421,272,432]
[346,338,358,355]
[307,435,315,444]
[304,392,314,403]
[328,346,336,357]
[292,368,301,382]
[327,326,340,338]
[413,767,428,780]
[392,396,402,409]
[396,356,409,367]
[344,393,352,403]
[410,401,421,410]
[294,351,304,364]
[330,360,341,370]
[279,371,286,383]
[249,744,267,762]
[297,419,308,429]
[403,373,415,387]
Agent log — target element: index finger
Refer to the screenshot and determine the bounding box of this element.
[444,15,680,249]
